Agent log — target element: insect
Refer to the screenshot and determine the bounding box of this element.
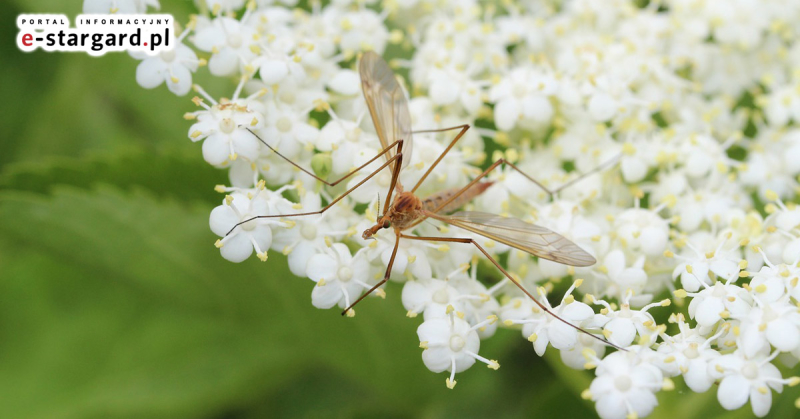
[228,51,620,349]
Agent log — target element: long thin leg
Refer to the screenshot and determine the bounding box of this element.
[428,153,620,216]
[400,234,625,351]
[410,124,470,193]
[245,127,400,187]
[225,152,403,236]
[341,230,402,315]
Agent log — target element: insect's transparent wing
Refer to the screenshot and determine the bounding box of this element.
[432,211,596,267]
[359,51,413,169]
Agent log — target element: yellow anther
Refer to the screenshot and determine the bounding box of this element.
[257,251,268,262]
[446,378,457,389]
[664,250,674,258]
[487,360,500,370]
[527,333,537,342]
[765,190,779,201]
[581,389,592,400]
[214,239,223,248]
[662,378,675,391]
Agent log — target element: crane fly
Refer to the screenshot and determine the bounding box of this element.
[228,51,621,350]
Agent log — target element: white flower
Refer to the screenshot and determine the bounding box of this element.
[594,250,649,305]
[402,277,463,320]
[131,36,199,96]
[210,190,276,262]
[708,351,796,417]
[738,301,800,357]
[271,192,336,276]
[503,282,596,356]
[671,234,741,293]
[193,16,258,76]
[306,244,369,310]
[187,86,265,166]
[588,349,663,419]
[595,295,668,348]
[686,282,753,328]
[417,312,500,389]
[489,67,558,131]
[613,207,670,257]
[656,315,722,392]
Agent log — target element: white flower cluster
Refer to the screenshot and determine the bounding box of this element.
[108,0,800,417]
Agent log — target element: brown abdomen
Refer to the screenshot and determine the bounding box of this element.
[422,182,494,214]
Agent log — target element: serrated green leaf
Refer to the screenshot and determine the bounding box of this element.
[0,147,226,205]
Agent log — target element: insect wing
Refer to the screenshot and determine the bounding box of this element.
[432,211,596,267]
[359,51,413,169]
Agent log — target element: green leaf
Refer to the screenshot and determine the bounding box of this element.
[0,147,226,205]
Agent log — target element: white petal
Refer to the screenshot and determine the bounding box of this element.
[417,318,450,346]
[684,358,714,393]
[135,58,167,89]
[288,241,317,277]
[695,298,724,327]
[165,64,193,96]
[311,282,343,309]
[208,47,239,76]
[588,92,617,121]
[749,385,772,417]
[621,157,648,183]
[429,78,459,105]
[717,374,750,411]
[605,318,637,347]
[710,259,739,281]
[627,389,658,418]
[306,254,337,282]
[595,391,627,419]
[521,95,554,123]
[202,134,230,166]
[259,60,289,85]
[766,319,800,352]
[548,321,578,350]
[231,130,260,161]
[328,69,360,95]
[219,233,252,262]
[401,280,431,311]
[493,99,520,131]
[209,205,238,237]
[421,347,452,373]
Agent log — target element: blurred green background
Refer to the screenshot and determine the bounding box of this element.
[2,1,799,418]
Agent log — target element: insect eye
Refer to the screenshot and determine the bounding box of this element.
[383,221,391,229]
